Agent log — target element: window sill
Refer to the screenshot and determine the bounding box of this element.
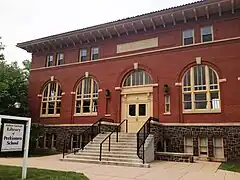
[163,112,171,116]
[74,113,97,117]
[40,115,60,118]
[183,110,221,114]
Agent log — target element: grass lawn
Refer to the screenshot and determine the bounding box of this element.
[0,165,88,180]
[219,160,240,173]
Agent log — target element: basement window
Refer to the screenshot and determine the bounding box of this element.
[213,137,224,159]
[199,137,208,157]
[184,136,193,154]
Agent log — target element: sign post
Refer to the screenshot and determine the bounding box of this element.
[0,115,31,180]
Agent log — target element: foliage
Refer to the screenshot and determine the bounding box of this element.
[0,37,30,116]
[219,160,240,173]
[0,37,4,61]
[29,123,44,151]
[0,165,89,180]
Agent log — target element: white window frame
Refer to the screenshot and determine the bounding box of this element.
[56,53,64,65]
[51,134,57,149]
[46,55,54,67]
[184,136,193,154]
[183,29,195,45]
[79,48,88,62]
[91,47,99,60]
[40,81,62,117]
[201,25,214,42]
[75,78,98,116]
[123,70,153,87]
[182,65,221,113]
[213,137,224,159]
[164,95,171,114]
[198,137,208,157]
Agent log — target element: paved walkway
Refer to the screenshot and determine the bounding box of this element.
[0,154,239,180]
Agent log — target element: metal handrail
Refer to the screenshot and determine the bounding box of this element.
[62,117,114,158]
[137,117,159,164]
[99,119,128,161]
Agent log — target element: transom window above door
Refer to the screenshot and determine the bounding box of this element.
[123,70,153,87]
[182,65,221,113]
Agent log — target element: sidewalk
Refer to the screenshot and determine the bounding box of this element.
[0,154,239,180]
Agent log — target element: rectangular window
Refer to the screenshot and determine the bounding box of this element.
[79,49,88,62]
[139,104,146,116]
[56,53,64,65]
[91,47,99,60]
[184,137,193,154]
[128,104,136,116]
[201,25,213,42]
[164,95,170,113]
[46,55,54,67]
[183,29,194,45]
[52,134,57,148]
[71,134,78,150]
[199,137,208,156]
[213,137,224,159]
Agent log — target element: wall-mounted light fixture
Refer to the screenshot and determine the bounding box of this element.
[163,84,169,94]
[105,89,111,98]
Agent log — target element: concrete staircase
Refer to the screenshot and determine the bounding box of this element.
[61,132,150,168]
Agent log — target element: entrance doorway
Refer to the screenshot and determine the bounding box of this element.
[121,91,153,133]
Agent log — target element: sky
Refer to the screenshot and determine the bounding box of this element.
[0,0,195,65]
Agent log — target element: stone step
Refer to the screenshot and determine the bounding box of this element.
[75,152,139,158]
[78,149,137,155]
[61,157,150,168]
[87,143,137,148]
[84,146,136,151]
[66,154,142,163]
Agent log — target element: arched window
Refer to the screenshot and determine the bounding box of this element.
[182,65,220,112]
[123,70,153,87]
[75,77,98,115]
[41,81,62,116]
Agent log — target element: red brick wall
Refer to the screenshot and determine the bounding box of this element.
[28,13,240,124]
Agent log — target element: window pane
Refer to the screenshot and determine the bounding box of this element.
[129,104,136,116]
[91,48,99,60]
[76,101,81,113]
[41,103,47,115]
[56,102,61,114]
[83,100,91,113]
[57,53,64,65]
[203,34,212,42]
[211,92,220,109]
[48,102,55,114]
[139,104,146,116]
[195,93,207,109]
[92,99,98,112]
[184,38,193,45]
[201,26,212,35]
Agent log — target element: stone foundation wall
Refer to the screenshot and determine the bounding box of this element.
[40,123,117,151]
[155,152,194,163]
[151,122,240,161]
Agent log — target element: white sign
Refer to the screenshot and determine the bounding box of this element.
[1,123,25,152]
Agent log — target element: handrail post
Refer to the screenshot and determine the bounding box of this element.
[126,119,128,133]
[116,126,118,142]
[63,139,65,159]
[91,125,94,141]
[137,133,139,155]
[109,136,111,151]
[143,143,145,164]
[100,144,102,161]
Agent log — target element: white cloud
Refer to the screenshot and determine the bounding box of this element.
[0,0,195,65]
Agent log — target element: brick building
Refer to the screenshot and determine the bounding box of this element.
[17,0,240,164]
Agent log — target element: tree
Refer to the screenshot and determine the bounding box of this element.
[0,37,4,61]
[0,38,30,116]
